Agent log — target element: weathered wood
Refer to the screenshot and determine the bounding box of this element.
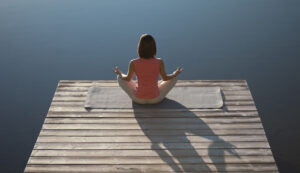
[51,96,253,102]
[56,86,249,92]
[33,141,271,150]
[53,90,252,96]
[52,89,252,98]
[47,111,259,118]
[27,155,275,164]
[50,96,255,108]
[57,81,248,87]
[49,106,226,112]
[53,94,253,101]
[41,123,263,130]
[30,148,273,157]
[39,129,266,136]
[48,106,257,112]
[224,101,255,106]
[36,135,268,143]
[50,100,255,107]
[44,117,262,124]
[25,164,278,172]
[25,80,278,173]
[225,106,257,111]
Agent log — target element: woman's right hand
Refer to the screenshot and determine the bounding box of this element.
[174,67,183,76]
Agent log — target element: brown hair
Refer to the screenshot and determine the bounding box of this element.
[137,34,156,59]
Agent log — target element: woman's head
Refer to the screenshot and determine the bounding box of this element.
[137,34,156,59]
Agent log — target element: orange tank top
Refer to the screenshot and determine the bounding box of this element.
[132,57,161,99]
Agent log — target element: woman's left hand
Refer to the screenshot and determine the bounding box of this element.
[113,66,122,76]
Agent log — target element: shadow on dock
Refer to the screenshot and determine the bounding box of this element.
[133,99,240,172]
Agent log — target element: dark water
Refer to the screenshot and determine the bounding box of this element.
[0,0,299,172]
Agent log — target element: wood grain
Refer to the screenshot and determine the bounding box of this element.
[25,80,278,172]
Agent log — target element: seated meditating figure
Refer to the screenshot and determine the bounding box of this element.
[113,34,183,104]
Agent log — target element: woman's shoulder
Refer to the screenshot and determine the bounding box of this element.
[155,57,162,62]
[132,57,162,63]
[155,57,163,65]
[131,58,140,63]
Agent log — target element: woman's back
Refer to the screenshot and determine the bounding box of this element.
[133,57,161,99]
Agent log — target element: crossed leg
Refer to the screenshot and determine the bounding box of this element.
[117,75,178,104]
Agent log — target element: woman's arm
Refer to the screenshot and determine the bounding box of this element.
[113,60,135,81]
[159,60,183,81]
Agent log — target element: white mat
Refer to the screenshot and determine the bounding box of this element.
[85,86,223,109]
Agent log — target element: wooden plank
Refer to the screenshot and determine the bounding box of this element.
[33,141,271,150]
[27,155,275,165]
[48,106,256,112]
[41,123,263,130]
[30,148,273,157]
[44,117,262,124]
[51,96,253,104]
[39,129,266,136]
[224,95,253,101]
[53,90,252,96]
[52,89,252,96]
[57,85,249,90]
[53,93,253,100]
[51,96,253,102]
[57,81,248,87]
[56,86,249,92]
[224,101,255,106]
[47,111,259,118]
[24,164,278,172]
[36,135,268,143]
[50,104,257,112]
[50,101,255,107]
[225,106,257,111]
[49,107,225,112]
[54,90,249,97]
[223,90,252,95]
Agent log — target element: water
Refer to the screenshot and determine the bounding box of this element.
[0,0,299,172]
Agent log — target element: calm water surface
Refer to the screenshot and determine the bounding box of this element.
[0,0,299,172]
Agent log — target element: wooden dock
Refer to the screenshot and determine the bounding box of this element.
[25,80,279,172]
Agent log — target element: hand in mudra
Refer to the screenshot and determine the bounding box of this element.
[174,67,183,76]
[113,66,122,76]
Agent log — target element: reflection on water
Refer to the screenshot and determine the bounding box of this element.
[0,0,299,172]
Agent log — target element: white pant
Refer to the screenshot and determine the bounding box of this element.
[117,75,178,104]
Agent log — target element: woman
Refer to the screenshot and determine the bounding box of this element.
[113,34,183,104]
